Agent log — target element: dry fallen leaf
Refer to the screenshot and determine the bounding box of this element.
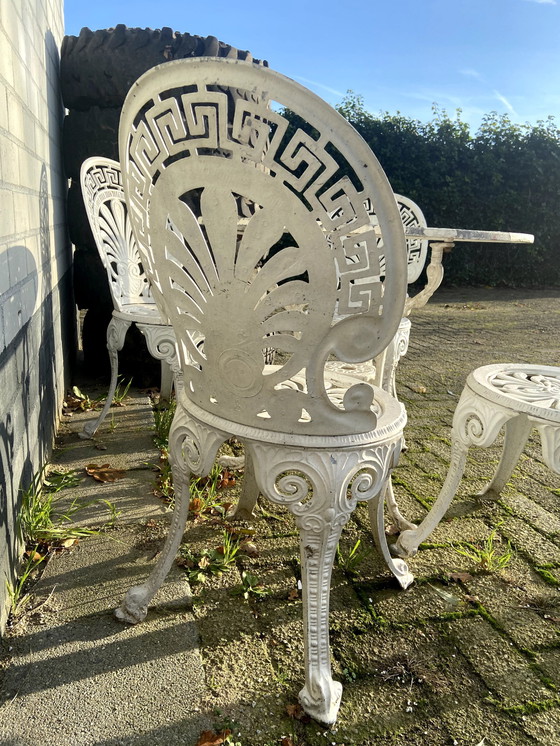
[410,384,427,394]
[281,738,296,746]
[219,469,236,489]
[85,463,126,483]
[464,595,480,605]
[60,538,78,549]
[189,497,203,515]
[286,702,310,722]
[240,541,259,557]
[449,571,474,583]
[25,550,43,562]
[195,730,231,746]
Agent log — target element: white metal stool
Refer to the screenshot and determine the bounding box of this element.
[395,363,560,557]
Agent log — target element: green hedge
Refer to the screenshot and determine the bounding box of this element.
[333,94,560,287]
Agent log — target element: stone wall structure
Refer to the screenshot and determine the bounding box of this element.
[0,0,72,632]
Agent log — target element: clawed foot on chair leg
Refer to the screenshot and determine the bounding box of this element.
[299,678,343,725]
[115,584,151,624]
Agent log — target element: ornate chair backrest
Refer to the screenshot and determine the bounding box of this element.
[80,157,155,312]
[365,194,428,286]
[119,58,407,437]
[396,194,428,285]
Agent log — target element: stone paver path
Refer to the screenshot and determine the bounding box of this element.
[1,287,559,746]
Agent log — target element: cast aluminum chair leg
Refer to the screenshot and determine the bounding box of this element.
[137,323,179,400]
[116,409,226,623]
[249,439,411,724]
[79,316,131,439]
[228,450,259,520]
[159,360,174,400]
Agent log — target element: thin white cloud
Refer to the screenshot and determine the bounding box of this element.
[460,68,484,81]
[293,75,345,98]
[493,90,518,115]
[522,0,556,5]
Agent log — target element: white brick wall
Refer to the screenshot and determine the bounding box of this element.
[0,0,71,632]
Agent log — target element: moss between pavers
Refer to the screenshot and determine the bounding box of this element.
[314,678,450,746]
[465,574,560,650]
[514,482,560,520]
[447,616,551,707]
[367,582,467,626]
[520,706,560,745]
[517,452,560,488]
[502,493,560,538]
[535,648,560,689]
[442,702,537,746]
[427,517,492,546]
[405,546,471,580]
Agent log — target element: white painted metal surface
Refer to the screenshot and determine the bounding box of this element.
[395,363,560,558]
[79,157,178,439]
[114,57,411,724]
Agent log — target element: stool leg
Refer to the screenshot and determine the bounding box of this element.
[381,477,416,532]
[479,415,532,497]
[394,436,469,558]
[538,423,560,475]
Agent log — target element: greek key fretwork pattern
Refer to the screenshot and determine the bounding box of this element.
[119,58,407,436]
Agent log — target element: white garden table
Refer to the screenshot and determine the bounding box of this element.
[401,226,534,313]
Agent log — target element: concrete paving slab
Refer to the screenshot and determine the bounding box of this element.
[0,389,211,745]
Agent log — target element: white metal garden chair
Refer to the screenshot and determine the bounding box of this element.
[79,157,178,439]
[114,57,410,725]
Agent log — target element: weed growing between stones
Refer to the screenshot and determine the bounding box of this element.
[455,526,513,573]
[8,464,120,624]
[18,465,118,546]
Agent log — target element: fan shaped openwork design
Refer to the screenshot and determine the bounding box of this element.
[115,59,411,727]
[81,159,153,310]
[120,59,406,436]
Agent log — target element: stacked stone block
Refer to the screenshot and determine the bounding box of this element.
[0,0,72,632]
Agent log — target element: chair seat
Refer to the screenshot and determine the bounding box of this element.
[113,304,165,325]
[176,368,406,450]
[468,363,560,424]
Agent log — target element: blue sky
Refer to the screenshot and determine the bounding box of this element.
[64,0,560,131]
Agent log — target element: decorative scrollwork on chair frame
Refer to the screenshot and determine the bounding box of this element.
[119,58,407,437]
[116,58,410,726]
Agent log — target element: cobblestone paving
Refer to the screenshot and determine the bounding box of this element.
[183,287,560,746]
[2,287,558,746]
